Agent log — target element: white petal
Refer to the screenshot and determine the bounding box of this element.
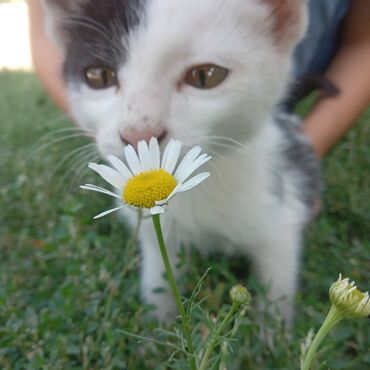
[93,205,126,219]
[174,146,202,179]
[149,137,160,169]
[175,154,211,183]
[124,145,142,175]
[88,163,126,190]
[80,184,122,200]
[138,140,152,171]
[150,205,166,215]
[155,172,209,206]
[161,139,182,174]
[176,172,210,192]
[160,140,174,170]
[155,183,183,206]
[106,155,132,180]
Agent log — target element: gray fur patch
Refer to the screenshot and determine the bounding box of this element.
[274,112,322,211]
[53,0,147,84]
[43,0,88,12]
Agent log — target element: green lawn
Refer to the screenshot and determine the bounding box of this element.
[0,70,369,369]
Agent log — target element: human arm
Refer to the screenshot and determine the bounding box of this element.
[27,0,70,114]
[302,0,370,158]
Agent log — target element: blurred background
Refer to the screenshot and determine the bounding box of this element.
[0,1,369,369]
[0,0,31,70]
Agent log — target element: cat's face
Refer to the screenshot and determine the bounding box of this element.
[42,0,307,157]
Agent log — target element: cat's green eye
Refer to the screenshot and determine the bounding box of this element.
[84,66,118,89]
[185,64,229,89]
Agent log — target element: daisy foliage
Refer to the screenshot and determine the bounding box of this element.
[81,138,211,218]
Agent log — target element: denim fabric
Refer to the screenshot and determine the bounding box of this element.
[293,0,351,79]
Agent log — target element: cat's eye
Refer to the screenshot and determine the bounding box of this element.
[185,64,229,89]
[84,66,118,89]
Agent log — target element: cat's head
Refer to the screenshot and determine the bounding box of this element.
[42,0,307,157]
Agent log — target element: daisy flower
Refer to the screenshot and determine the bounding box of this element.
[81,138,211,218]
[329,274,370,319]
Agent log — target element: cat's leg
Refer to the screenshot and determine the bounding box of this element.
[139,217,180,320]
[250,228,302,329]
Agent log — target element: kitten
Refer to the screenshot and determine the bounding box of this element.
[41,0,321,326]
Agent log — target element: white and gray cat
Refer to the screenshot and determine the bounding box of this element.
[41,0,321,327]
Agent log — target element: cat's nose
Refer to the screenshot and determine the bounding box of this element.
[119,127,167,148]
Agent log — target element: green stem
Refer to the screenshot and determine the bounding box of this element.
[151,214,197,370]
[301,306,344,370]
[198,303,238,370]
[132,209,143,245]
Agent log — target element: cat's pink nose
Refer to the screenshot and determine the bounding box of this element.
[120,127,167,147]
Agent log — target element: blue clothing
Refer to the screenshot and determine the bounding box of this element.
[293,0,351,79]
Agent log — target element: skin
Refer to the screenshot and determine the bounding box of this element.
[27,0,370,158]
[27,0,69,114]
[302,0,370,157]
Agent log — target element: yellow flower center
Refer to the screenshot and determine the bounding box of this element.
[123,169,177,208]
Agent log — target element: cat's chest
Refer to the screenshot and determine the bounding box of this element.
[167,151,278,245]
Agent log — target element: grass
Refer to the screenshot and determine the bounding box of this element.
[0,70,369,369]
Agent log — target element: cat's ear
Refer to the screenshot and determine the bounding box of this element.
[262,0,308,50]
[40,0,86,51]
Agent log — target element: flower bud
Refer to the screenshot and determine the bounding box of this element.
[230,284,252,307]
[329,274,370,319]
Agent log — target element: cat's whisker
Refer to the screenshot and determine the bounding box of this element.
[207,147,238,168]
[65,152,102,194]
[68,14,121,42]
[81,42,116,61]
[55,150,101,195]
[206,147,301,212]
[202,137,283,181]
[34,127,93,146]
[207,141,257,159]
[63,17,113,44]
[62,16,123,57]
[46,126,93,135]
[204,135,256,154]
[39,114,69,129]
[66,148,100,180]
[47,143,96,182]
[111,17,131,52]
[195,134,255,155]
[30,133,92,156]
[206,149,236,190]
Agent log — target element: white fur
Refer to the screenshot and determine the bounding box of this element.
[45,0,310,325]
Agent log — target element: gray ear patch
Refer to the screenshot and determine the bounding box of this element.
[42,0,88,12]
[42,0,147,85]
[41,0,89,48]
